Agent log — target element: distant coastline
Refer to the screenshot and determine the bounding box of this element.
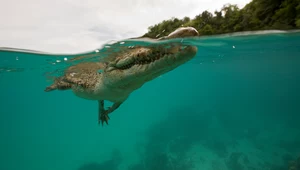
[142,0,300,38]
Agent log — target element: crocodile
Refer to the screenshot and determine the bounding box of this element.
[44,27,199,125]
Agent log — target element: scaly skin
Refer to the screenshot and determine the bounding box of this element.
[45,27,199,125]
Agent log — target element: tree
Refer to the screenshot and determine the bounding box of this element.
[272,0,299,29]
[142,0,299,38]
[201,24,214,35]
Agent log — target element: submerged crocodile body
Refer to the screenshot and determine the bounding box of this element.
[45,27,199,125]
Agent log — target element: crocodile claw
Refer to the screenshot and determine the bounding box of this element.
[99,112,110,126]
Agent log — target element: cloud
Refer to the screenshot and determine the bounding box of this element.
[0,0,250,53]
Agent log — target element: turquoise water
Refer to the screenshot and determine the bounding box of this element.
[1,31,300,170]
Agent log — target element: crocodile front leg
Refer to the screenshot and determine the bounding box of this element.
[98,100,122,126]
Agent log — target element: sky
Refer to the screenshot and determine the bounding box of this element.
[0,0,251,53]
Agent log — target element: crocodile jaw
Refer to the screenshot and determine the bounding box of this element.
[102,45,197,90]
[134,45,197,82]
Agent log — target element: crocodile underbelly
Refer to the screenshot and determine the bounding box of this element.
[72,86,129,102]
[72,87,102,100]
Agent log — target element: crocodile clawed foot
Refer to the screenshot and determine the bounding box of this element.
[99,112,110,126]
[98,100,122,126]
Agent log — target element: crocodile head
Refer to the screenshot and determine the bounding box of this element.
[101,44,197,90]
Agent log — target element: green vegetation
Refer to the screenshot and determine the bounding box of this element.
[143,0,300,38]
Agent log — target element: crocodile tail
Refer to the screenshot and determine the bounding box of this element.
[44,77,72,92]
[44,84,57,92]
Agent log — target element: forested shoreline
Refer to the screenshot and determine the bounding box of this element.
[142,0,300,38]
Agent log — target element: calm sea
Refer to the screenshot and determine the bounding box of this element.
[1,31,300,170]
